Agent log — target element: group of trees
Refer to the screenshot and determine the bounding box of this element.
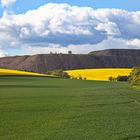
[109,66,140,87]
[109,75,129,82]
[49,51,72,54]
[46,70,70,78]
[46,70,87,80]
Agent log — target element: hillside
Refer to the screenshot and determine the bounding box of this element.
[89,49,140,57]
[0,49,140,74]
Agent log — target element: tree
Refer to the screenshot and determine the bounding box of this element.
[68,51,72,54]
[109,76,113,81]
[129,66,140,86]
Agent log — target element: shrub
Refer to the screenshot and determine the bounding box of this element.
[83,77,87,80]
[109,76,113,81]
[77,74,87,80]
[108,76,117,81]
[109,75,129,82]
[116,75,129,81]
[78,74,83,80]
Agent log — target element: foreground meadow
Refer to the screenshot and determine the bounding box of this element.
[66,68,132,81]
[0,76,140,140]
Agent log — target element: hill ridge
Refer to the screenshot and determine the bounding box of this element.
[0,49,140,74]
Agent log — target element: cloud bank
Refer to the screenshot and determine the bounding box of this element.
[0,3,140,56]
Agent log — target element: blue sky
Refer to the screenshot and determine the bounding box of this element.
[0,0,140,16]
[0,0,140,56]
[12,0,140,12]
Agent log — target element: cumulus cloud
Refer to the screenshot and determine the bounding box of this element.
[126,39,140,47]
[23,44,98,55]
[0,48,5,57]
[0,3,140,55]
[21,38,139,56]
[0,0,17,15]
[1,0,16,8]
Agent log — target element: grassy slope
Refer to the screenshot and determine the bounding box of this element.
[0,76,140,140]
[66,68,132,81]
[0,68,46,76]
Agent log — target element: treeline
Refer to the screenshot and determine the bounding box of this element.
[109,66,140,87]
[109,76,129,82]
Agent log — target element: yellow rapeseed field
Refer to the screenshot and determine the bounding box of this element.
[0,68,46,76]
[66,68,132,81]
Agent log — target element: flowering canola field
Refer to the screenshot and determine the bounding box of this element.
[66,68,132,81]
[0,68,46,76]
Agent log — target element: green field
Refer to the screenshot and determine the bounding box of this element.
[0,76,140,140]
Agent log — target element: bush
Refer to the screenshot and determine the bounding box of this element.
[129,66,140,86]
[46,70,70,78]
[77,74,87,80]
[109,75,129,82]
[116,75,129,81]
[108,76,117,81]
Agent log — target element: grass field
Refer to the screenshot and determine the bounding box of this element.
[66,68,132,81]
[0,76,140,140]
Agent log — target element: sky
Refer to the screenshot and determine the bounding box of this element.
[0,0,140,56]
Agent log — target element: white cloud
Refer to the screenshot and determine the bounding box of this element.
[0,48,5,57]
[1,0,16,8]
[1,0,17,15]
[20,38,139,56]
[126,39,140,47]
[0,3,140,55]
[22,44,96,55]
